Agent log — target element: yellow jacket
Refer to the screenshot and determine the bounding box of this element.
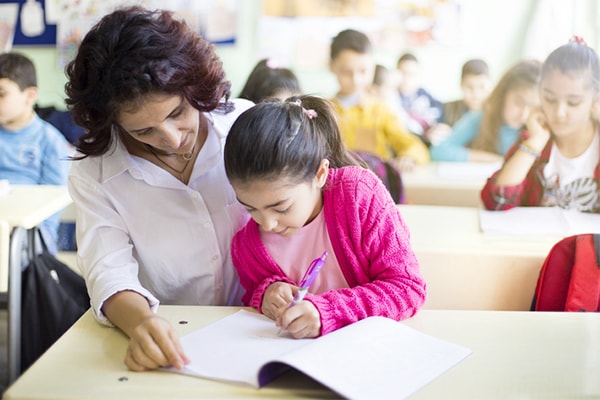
[330,97,430,164]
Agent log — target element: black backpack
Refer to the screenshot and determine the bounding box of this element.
[20,227,90,372]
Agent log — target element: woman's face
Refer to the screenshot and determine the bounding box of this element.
[502,86,539,129]
[117,94,200,156]
[540,68,596,138]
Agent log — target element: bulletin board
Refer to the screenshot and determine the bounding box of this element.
[0,0,56,46]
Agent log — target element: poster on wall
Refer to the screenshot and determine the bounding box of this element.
[0,3,19,51]
[259,0,462,70]
[0,0,239,66]
[0,0,56,46]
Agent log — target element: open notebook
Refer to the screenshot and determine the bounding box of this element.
[479,207,600,237]
[166,310,471,400]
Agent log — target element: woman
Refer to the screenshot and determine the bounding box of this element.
[65,6,251,371]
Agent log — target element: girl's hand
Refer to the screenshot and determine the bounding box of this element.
[262,281,295,320]
[124,315,189,372]
[277,301,321,339]
[525,108,551,148]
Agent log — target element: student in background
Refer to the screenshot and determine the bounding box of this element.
[238,58,301,103]
[482,37,600,212]
[430,59,542,162]
[0,52,71,250]
[371,64,425,136]
[396,52,444,135]
[328,29,429,172]
[65,6,254,372]
[443,58,493,127]
[224,95,426,339]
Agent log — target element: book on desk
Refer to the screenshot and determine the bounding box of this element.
[479,206,600,237]
[165,310,471,400]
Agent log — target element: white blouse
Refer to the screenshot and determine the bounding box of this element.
[68,99,253,325]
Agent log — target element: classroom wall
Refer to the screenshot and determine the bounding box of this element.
[15,0,599,109]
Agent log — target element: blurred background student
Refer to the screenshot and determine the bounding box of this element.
[238,58,301,103]
[430,59,542,162]
[443,58,493,127]
[396,52,444,136]
[482,37,600,212]
[328,29,429,173]
[0,52,71,252]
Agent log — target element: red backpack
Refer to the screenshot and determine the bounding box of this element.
[531,234,600,312]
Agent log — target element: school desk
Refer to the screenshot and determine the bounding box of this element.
[402,162,500,207]
[0,184,73,384]
[3,306,599,399]
[397,204,561,311]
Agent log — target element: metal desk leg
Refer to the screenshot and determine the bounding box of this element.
[7,226,26,384]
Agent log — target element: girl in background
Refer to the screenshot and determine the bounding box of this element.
[430,59,541,162]
[238,58,301,103]
[224,95,426,339]
[482,37,600,212]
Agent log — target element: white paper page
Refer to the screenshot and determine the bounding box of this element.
[479,207,600,236]
[271,316,472,400]
[479,207,568,236]
[173,310,471,400]
[176,310,309,386]
[562,209,600,235]
[436,162,501,180]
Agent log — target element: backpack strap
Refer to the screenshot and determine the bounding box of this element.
[565,234,600,312]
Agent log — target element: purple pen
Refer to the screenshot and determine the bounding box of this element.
[289,251,327,307]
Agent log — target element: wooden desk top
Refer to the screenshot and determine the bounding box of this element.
[402,162,500,207]
[398,204,559,256]
[4,306,600,399]
[397,205,560,310]
[0,184,72,229]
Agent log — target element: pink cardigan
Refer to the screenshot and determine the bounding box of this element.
[231,166,426,335]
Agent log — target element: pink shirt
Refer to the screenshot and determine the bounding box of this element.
[231,166,426,336]
[260,209,349,295]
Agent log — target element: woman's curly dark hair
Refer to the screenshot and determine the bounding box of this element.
[65,6,231,157]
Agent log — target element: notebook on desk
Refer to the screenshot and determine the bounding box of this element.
[479,207,600,237]
[166,310,471,400]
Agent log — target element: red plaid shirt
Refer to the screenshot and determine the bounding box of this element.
[481,131,600,211]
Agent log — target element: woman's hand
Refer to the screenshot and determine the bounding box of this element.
[276,300,321,339]
[102,291,189,372]
[261,281,295,320]
[125,314,190,371]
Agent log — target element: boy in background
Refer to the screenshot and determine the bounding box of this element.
[329,29,429,171]
[396,52,444,136]
[443,58,492,127]
[0,52,71,249]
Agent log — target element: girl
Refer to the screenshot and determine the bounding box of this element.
[238,58,301,103]
[430,59,541,162]
[481,37,600,212]
[224,95,426,339]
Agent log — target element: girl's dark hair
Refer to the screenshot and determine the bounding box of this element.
[470,59,541,153]
[224,95,358,185]
[542,37,600,93]
[65,6,231,157]
[238,59,301,103]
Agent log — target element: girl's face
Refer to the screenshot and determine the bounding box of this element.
[117,94,200,156]
[503,86,539,129]
[540,68,597,138]
[232,160,329,238]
